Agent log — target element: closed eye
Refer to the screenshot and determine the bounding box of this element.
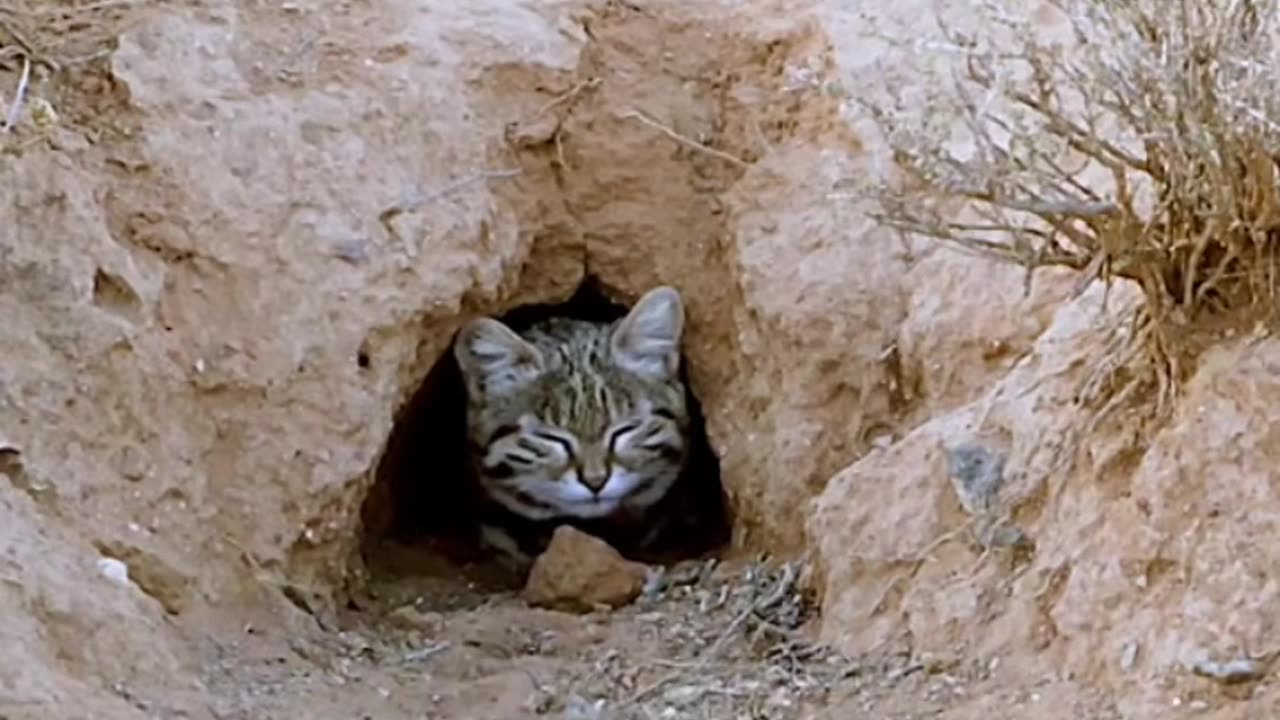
[486,424,520,445]
[515,437,550,457]
[639,425,666,443]
[532,430,576,458]
[652,407,677,421]
[606,422,642,451]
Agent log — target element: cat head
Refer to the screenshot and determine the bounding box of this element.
[452,286,689,520]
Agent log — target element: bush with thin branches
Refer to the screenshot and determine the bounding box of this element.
[861,0,1280,403]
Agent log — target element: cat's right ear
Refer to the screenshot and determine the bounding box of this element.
[611,286,684,381]
[453,318,544,395]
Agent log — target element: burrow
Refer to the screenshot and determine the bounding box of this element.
[359,279,733,592]
[339,3,854,603]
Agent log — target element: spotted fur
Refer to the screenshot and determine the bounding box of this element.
[453,287,691,564]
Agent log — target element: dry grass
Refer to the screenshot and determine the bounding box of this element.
[0,1,149,146]
[861,0,1280,405]
[0,0,144,68]
[525,559,867,720]
[217,555,945,719]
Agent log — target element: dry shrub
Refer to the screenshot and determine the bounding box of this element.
[861,0,1280,405]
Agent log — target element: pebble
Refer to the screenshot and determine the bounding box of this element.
[1121,641,1139,671]
[97,557,130,586]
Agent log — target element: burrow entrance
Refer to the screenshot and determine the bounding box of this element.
[359,279,731,591]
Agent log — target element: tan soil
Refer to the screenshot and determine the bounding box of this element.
[1,0,1278,718]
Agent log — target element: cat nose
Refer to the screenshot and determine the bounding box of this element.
[578,470,609,493]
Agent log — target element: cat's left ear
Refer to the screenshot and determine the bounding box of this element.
[611,286,684,381]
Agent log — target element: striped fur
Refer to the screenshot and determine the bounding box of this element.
[453,287,690,562]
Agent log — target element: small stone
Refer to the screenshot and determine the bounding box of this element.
[1121,641,1139,671]
[117,445,150,482]
[97,557,130,586]
[522,526,649,613]
[332,238,368,265]
[504,112,560,148]
[944,443,1006,514]
[1189,656,1268,685]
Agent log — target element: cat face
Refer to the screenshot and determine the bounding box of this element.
[453,286,690,521]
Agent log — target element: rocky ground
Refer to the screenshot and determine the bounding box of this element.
[191,539,1120,720]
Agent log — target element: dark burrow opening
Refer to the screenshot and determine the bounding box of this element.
[359,279,732,595]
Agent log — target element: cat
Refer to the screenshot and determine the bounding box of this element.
[452,286,694,570]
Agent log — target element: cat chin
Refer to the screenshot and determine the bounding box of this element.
[555,497,624,519]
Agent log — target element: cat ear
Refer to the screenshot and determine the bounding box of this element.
[454,318,544,395]
[611,286,684,381]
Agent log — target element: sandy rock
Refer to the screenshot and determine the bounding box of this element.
[0,0,886,711]
[458,3,874,557]
[522,527,650,613]
[809,271,1280,712]
[0,475,209,719]
[716,143,907,552]
[809,279,1146,680]
[897,252,1079,420]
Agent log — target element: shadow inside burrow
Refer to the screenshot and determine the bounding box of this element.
[358,278,731,596]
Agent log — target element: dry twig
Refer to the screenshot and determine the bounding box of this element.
[620,109,751,168]
[2,54,30,132]
[377,169,522,248]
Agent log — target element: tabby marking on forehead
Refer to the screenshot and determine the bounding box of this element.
[452,286,691,533]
